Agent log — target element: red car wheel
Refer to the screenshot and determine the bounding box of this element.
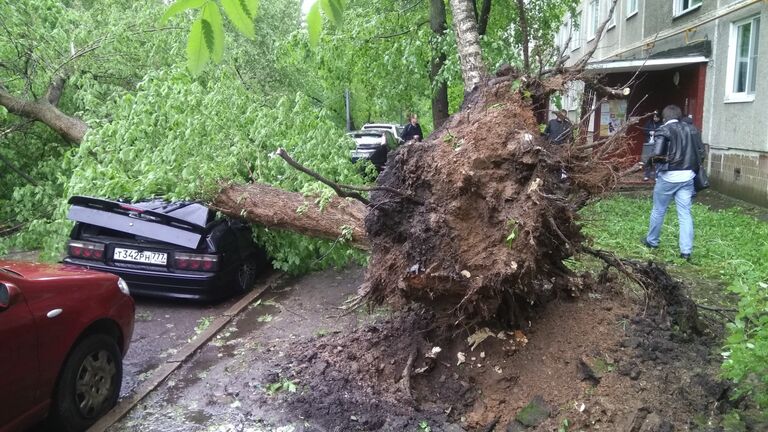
[50,334,122,431]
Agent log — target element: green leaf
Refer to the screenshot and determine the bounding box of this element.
[306,1,321,48]
[186,17,210,75]
[221,0,255,39]
[202,3,224,62]
[320,0,343,27]
[241,0,259,19]
[161,0,206,24]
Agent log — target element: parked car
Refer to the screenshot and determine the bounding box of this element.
[361,123,405,144]
[63,196,269,301]
[348,129,400,172]
[0,260,134,432]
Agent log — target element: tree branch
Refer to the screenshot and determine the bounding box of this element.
[367,20,429,41]
[0,151,38,186]
[0,79,87,143]
[570,0,619,72]
[276,148,371,205]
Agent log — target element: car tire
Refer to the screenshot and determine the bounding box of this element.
[234,257,258,294]
[49,334,122,432]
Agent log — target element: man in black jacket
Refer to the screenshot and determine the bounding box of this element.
[642,105,705,261]
[543,109,573,144]
[401,113,423,142]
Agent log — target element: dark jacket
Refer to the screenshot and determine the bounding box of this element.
[642,118,663,142]
[401,123,423,142]
[648,120,705,172]
[543,118,573,144]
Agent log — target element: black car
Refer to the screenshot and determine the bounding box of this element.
[62,196,268,301]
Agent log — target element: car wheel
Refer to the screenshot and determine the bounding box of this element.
[50,334,122,432]
[234,258,258,293]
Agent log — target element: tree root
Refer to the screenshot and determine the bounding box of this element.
[582,247,702,335]
[399,348,418,398]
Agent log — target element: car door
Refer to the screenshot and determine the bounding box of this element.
[0,281,40,428]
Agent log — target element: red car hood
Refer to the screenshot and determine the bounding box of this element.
[0,260,114,281]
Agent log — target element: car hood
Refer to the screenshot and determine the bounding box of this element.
[0,260,113,281]
[67,196,208,249]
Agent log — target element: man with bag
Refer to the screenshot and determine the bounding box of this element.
[642,105,706,261]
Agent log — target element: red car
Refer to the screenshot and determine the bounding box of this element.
[0,261,135,432]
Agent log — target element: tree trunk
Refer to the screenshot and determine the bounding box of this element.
[211,183,369,250]
[449,0,485,93]
[0,79,87,143]
[514,0,530,72]
[477,0,492,36]
[430,0,449,128]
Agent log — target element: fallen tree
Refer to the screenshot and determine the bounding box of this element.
[210,0,644,326]
[211,68,641,327]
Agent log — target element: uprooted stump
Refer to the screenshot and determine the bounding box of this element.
[213,78,627,327]
[359,81,611,327]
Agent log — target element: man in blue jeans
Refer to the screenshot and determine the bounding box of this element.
[643,105,705,261]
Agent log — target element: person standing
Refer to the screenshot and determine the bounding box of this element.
[643,105,705,261]
[543,109,573,144]
[641,111,663,181]
[401,113,423,142]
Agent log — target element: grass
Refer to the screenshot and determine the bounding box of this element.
[581,195,768,280]
[580,194,768,411]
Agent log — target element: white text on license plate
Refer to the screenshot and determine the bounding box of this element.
[113,248,167,265]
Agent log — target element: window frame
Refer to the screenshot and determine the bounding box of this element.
[571,12,582,51]
[626,0,638,19]
[673,0,702,18]
[586,0,600,41]
[725,15,761,103]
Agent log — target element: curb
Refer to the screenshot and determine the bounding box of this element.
[87,273,286,432]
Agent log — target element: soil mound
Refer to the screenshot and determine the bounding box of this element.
[272,278,728,431]
[362,83,594,327]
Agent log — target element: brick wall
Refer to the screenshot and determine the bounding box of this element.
[709,150,768,207]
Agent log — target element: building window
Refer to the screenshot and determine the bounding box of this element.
[726,15,760,101]
[674,0,702,17]
[571,12,582,50]
[587,0,599,40]
[626,0,638,18]
[604,0,616,29]
[558,20,571,52]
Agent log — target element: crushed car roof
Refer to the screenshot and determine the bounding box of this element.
[66,196,214,249]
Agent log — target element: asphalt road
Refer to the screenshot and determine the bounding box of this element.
[120,293,244,398]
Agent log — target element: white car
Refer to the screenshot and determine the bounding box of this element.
[361,123,404,144]
[348,130,400,172]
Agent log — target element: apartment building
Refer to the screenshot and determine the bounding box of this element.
[556,0,767,206]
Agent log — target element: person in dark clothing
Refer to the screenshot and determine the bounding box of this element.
[641,111,663,181]
[543,109,573,144]
[643,104,705,261]
[401,113,423,142]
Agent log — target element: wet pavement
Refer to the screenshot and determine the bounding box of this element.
[109,265,364,431]
[121,293,244,398]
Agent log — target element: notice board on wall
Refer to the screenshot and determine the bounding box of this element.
[599,99,627,136]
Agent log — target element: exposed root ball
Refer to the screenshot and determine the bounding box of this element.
[361,82,589,326]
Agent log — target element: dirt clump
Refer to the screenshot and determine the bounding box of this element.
[269,271,729,431]
[362,82,599,328]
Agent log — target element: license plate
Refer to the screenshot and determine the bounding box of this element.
[113,248,167,265]
[351,151,373,159]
